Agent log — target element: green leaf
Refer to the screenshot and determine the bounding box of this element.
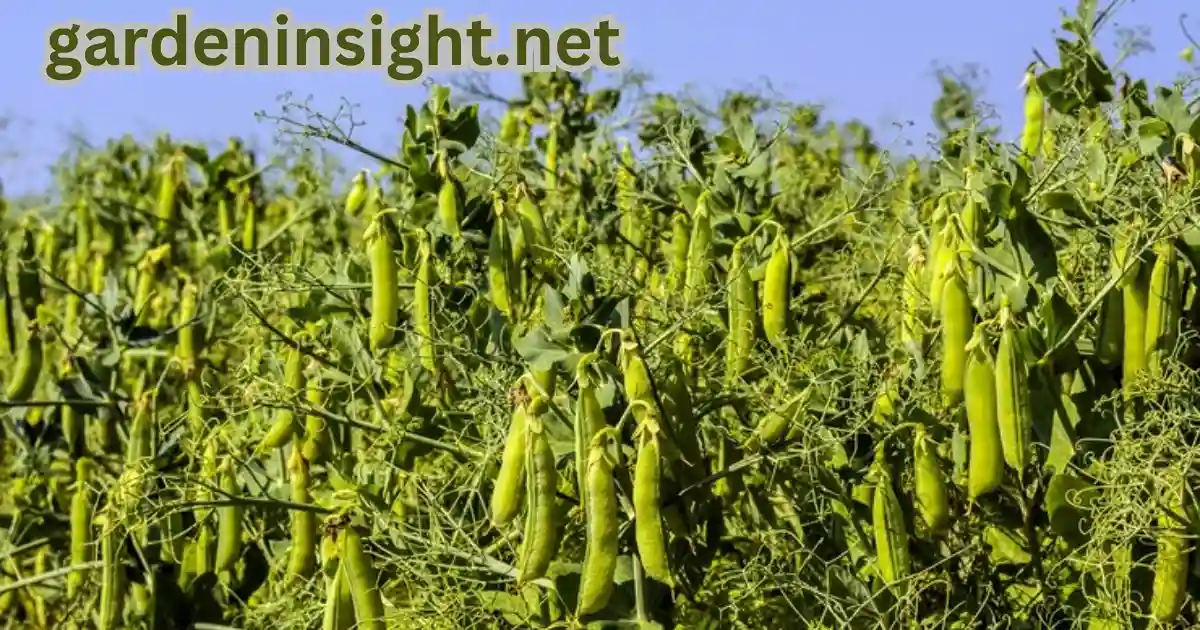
[1045,472,1095,548]
[514,326,572,371]
[1137,118,1171,156]
[1040,191,1091,223]
[442,104,481,155]
[1152,87,1191,132]
[985,526,1032,565]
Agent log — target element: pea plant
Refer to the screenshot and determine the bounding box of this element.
[3,2,1200,628]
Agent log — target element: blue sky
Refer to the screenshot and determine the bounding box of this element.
[0,1,1192,197]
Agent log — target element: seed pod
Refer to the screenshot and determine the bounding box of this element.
[89,250,107,296]
[302,366,332,465]
[67,458,94,599]
[939,255,972,407]
[490,403,528,527]
[5,320,43,402]
[964,324,1003,500]
[574,356,607,505]
[683,192,712,308]
[74,197,93,267]
[258,340,306,451]
[725,239,755,383]
[64,256,82,343]
[667,214,691,296]
[1144,239,1181,379]
[322,561,356,630]
[577,430,619,616]
[913,426,949,533]
[762,232,792,346]
[239,187,258,251]
[1119,237,1148,394]
[995,310,1032,475]
[900,240,926,354]
[176,278,199,364]
[339,525,386,630]
[530,366,557,401]
[0,268,11,358]
[437,174,461,238]
[621,338,655,428]
[544,121,559,191]
[125,394,153,466]
[217,196,234,238]
[634,429,672,585]
[97,515,125,630]
[366,211,399,352]
[214,459,243,573]
[927,197,953,304]
[287,450,317,582]
[345,170,369,216]
[487,203,515,317]
[872,459,911,587]
[1150,475,1189,623]
[1095,286,1124,367]
[413,232,436,373]
[156,156,180,225]
[1019,66,1046,167]
[517,411,561,583]
[748,390,806,451]
[61,363,84,457]
[516,194,551,266]
[15,221,43,321]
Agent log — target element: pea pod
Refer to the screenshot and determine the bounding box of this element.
[760,231,792,348]
[913,426,949,534]
[517,410,561,583]
[344,169,369,216]
[872,457,910,588]
[621,338,655,426]
[900,239,926,355]
[490,402,528,527]
[682,192,712,308]
[156,154,181,225]
[413,231,436,373]
[995,307,1032,475]
[577,430,619,616]
[1144,239,1180,379]
[939,254,972,407]
[574,355,607,505]
[257,338,306,451]
[239,186,258,251]
[1118,235,1148,396]
[1149,475,1189,623]
[287,450,318,582]
[488,200,515,317]
[6,321,45,402]
[964,324,1003,500]
[301,363,332,465]
[1018,65,1045,167]
[15,221,43,322]
[667,214,690,296]
[97,515,125,630]
[67,458,95,599]
[214,459,243,573]
[634,428,672,586]
[339,525,386,630]
[437,170,461,237]
[725,238,755,382]
[366,210,399,352]
[322,561,356,630]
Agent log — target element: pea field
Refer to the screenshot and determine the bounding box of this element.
[5,3,1200,629]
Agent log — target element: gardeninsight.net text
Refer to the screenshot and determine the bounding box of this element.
[45,11,623,82]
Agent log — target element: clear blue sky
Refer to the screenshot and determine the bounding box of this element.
[0,1,1192,197]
